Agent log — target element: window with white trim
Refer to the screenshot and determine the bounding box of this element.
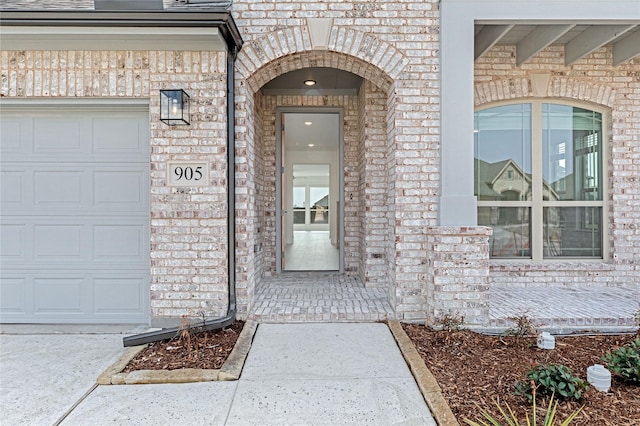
[474,101,605,260]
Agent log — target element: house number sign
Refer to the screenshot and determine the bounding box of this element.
[167,161,209,187]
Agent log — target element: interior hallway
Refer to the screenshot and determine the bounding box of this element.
[283,231,339,271]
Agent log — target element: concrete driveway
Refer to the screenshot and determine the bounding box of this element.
[0,331,128,425]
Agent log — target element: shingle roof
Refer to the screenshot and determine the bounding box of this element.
[474,159,509,199]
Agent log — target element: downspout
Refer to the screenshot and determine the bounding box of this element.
[123,39,240,347]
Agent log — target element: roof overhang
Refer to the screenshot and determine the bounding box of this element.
[0,10,243,52]
[475,22,640,66]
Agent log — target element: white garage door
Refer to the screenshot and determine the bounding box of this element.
[1,104,150,323]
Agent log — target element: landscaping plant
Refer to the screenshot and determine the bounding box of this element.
[177,314,196,352]
[602,338,640,384]
[502,312,540,347]
[464,387,583,426]
[431,311,465,333]
[515,364,588,401]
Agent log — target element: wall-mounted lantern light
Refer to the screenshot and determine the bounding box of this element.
[160,89,190,126]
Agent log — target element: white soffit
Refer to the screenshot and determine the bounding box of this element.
[0,26,224,51]
[475,23,640,66]
[467,0,640,66]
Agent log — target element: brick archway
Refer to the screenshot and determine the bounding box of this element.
[235,24,406,93]
[233,26,408,318]
[474,77,617,108]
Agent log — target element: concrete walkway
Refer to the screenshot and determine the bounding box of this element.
[0,323,435,426]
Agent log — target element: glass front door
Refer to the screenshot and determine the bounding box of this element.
[277,111,342,271]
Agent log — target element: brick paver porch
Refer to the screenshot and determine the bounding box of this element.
[249,273,394,323]
[248,273,639,333]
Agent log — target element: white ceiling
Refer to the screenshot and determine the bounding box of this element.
[284,112,339,152]
[261,68,363,95]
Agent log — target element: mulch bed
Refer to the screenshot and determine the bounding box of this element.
[402,324,640,426]
[123,320,244,372]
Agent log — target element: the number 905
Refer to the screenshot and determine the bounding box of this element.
[174,166,203,181]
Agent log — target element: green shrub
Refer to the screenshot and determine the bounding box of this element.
[515,364,588,401]
[602,338,640,384]
[464,393,583,426]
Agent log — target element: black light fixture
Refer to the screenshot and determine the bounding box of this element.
[160,89,190,126]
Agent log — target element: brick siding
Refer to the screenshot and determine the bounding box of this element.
[2,1,638,325]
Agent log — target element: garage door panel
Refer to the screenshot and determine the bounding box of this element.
[1,111,149,162]
[0,278,26,313]
[94,170,147,210]
[0,171,25,204]
[1,106,150,323]
[94,277,145,313]
[0,272,149,322]
[2,164,148,214]
[2,218,148,267]
[34,224,84,259]
[94,225,145,260]
[93,117,147,154]
[0,225,26,259]
[33,118,85,154]
[0,117,26,153]
[34,170,84,205]
[34,277,84,313]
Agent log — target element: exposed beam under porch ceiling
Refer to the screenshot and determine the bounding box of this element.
[612,27,640,66]
[516,24,575,66]
[474,24,514,60]
[475,24,640,66]
[564,24,635,66]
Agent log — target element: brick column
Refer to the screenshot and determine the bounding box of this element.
[424,226,492,326]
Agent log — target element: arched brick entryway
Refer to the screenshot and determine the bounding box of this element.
[233,28,406,320]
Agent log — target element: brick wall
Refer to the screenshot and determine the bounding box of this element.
[0,50,231,326]
[424,227,492,326]
[232,1,442,319]
[360,80,392,289]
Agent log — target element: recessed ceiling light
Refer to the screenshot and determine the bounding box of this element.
[308,143,315,147]
[304,79,316,86]
[304,121,313,126]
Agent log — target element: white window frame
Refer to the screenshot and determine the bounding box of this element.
[476,99,608,262]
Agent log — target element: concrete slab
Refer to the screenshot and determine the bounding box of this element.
[232,323,436,425]
[1,323,437,425]
[226,378,435,426]
[242,323,411,380]
[0,334,125,426]
[61,382,238,425]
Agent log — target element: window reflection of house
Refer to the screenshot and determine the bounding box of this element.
[475,157,561,257]
[475,102,603,260]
